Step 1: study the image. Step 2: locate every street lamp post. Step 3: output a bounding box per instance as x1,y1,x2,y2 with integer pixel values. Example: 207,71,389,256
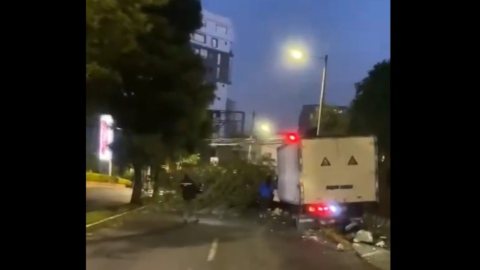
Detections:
316,55,328,136
289,50,329,136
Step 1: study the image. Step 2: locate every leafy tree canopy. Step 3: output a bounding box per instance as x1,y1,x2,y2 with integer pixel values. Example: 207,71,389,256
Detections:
305,105,350,137
349,60,390,153
87,0,213,147
87,0,214,203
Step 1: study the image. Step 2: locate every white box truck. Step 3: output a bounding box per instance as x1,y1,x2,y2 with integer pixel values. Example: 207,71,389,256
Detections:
276,134,378,226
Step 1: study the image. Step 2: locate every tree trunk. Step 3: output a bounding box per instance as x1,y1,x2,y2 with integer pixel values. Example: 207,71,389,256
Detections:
151,164,161,199
167,158,177,172
130,163,143,204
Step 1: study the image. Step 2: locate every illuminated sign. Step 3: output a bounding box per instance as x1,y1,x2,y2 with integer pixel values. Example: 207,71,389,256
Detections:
99,114,114,161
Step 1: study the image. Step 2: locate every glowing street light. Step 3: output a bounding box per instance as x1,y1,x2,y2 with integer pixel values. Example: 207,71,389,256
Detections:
290,49,303,60
248,118,275,161
255,121,274,137
260,123,271,133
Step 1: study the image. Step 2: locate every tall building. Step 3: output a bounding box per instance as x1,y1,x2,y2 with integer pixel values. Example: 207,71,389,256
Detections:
298,104,348,135
190,10,234,112
224,98,238,137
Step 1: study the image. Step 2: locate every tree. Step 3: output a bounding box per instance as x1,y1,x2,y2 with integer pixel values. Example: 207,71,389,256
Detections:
306,105,350,136
87,0,215,204
110,134,169,200
86,0,162,115
86,0,161,78
346,60,390,216
348,60,390,154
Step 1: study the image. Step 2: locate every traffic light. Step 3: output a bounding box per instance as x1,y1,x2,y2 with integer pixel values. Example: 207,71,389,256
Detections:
284,132,299,144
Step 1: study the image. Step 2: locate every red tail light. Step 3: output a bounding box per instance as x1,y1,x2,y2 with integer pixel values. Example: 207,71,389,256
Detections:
307,204,332,214
284,132,299,144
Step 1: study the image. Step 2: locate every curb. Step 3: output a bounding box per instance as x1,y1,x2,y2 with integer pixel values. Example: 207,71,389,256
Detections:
352,243,390,270
353,250,382,270
86,206,146,228
86,181,127,188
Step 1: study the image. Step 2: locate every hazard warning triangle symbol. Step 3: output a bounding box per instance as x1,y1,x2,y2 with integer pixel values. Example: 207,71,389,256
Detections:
321,157,331,166
347,156,358,165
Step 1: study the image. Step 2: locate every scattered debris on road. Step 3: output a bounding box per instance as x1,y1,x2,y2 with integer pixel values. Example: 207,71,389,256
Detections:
345,221,361,232
375,240,386,248
272,208,282,216
354,230,374,244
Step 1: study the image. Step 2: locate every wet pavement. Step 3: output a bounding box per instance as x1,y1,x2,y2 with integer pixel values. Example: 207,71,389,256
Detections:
86,211,379,270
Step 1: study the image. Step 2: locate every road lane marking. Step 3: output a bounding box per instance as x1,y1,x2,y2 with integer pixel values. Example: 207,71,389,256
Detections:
86,206,146,228
207,238,219,261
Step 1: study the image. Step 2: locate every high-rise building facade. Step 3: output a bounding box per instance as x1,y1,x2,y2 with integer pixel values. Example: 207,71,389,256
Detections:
224,98,238,137
190,9,234,112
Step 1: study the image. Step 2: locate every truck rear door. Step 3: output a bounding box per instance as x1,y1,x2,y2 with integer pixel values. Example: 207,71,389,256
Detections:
300,136,378,204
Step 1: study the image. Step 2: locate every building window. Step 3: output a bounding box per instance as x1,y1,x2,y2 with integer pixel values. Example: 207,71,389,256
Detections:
216,25,227,34
216,67,220,79
193,33,206,43
212,38,218,48
217,54,221,65
194,48,199,54
200,49,208,58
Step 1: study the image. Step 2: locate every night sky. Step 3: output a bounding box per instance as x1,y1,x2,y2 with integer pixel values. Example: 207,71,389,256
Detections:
201,0,390,131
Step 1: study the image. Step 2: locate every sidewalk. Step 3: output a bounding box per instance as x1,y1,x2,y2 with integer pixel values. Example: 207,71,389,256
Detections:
352,243,390,270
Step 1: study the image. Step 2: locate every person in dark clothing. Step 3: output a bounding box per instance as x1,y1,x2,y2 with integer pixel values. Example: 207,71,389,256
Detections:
270,175,279,210
258,175,274,218
180,173,201,223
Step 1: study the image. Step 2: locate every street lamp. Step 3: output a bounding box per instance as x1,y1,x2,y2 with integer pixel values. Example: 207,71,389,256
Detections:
289,48,328,136
255,120,275,138
248,118,275,162
260,123,271,134
290,49,303,60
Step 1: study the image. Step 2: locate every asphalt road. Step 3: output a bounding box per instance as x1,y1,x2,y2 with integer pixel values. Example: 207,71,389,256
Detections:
86,187,132,212
86,212,378,270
